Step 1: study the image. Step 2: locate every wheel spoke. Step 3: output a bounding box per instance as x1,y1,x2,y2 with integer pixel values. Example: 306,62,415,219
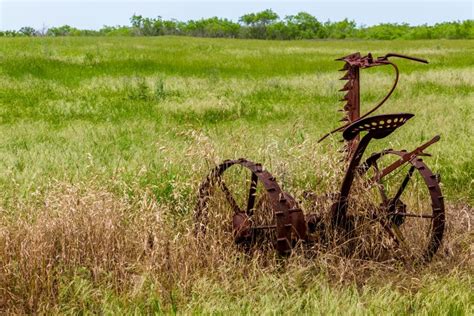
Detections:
253,224,277,230
392,166,415,203
364,150,446,262
246,172,258,216
389,212,434,219
373,161,389,203
218,179,242,214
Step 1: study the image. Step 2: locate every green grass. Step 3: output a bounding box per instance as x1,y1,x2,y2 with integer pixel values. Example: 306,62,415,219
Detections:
0,37,472,314
0,37,472,201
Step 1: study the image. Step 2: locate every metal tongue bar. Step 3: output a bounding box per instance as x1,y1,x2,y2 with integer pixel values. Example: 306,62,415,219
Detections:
372,135,441,182
380,53,429,64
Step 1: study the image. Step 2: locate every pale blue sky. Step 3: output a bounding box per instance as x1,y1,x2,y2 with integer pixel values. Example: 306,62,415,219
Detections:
0,0,472,31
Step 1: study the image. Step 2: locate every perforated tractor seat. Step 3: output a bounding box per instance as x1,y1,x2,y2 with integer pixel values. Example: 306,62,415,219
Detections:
343,113,414,141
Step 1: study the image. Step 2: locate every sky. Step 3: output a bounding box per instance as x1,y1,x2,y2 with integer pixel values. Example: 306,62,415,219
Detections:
0,0,472,31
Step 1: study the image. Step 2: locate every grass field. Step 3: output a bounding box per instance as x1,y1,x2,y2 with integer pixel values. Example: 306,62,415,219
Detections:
0,37,472,314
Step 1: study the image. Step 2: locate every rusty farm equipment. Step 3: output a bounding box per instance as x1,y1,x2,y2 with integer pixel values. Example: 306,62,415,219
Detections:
194,52,445,263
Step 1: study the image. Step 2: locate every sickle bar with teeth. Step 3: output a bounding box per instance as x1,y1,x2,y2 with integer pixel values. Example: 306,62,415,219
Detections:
194,52,445,263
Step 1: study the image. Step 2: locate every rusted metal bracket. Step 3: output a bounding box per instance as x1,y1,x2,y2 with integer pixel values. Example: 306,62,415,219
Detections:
194,52,446,263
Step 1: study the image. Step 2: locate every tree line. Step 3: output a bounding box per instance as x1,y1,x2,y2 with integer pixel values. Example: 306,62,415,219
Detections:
2,9,473,40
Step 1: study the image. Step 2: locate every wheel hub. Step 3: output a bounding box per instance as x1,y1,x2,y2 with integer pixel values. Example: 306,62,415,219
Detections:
232,212,252,243
388,199,407,226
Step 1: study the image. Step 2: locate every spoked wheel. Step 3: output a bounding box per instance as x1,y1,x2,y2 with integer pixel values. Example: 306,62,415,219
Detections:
194,158,307,255
361,150,445,262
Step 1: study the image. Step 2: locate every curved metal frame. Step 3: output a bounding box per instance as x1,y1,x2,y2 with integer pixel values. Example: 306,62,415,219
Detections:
318,61,400,144
194,158,306,255
360,150,445,261
194,52,445,262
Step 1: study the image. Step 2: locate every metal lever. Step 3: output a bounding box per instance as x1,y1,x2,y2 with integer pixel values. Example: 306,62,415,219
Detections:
372,135,441,182
380,53,429,64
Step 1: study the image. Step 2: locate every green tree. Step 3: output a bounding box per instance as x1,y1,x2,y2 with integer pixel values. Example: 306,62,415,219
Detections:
130,14,143,28
19,26,37,36
283,12,322,39
47,25,76,36
99,25,132,36
7,10,472,40
323,19,357,39
361,23,410,40
240,9,279,39
185,17,240,38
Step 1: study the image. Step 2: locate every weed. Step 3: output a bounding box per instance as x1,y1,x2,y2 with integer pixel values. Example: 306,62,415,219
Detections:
0,37,472,313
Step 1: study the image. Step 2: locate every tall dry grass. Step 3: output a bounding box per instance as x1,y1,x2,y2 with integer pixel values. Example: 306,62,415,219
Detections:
0,129,472,313
0,163,471,313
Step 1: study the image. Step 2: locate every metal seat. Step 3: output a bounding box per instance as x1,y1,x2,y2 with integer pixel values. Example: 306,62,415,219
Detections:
343,113,414,141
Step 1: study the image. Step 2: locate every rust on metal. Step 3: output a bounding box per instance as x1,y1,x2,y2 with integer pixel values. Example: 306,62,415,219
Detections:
359,150,446,261
369,135,440,182
194,52,445,263
194,158,307,255
318,52,428,148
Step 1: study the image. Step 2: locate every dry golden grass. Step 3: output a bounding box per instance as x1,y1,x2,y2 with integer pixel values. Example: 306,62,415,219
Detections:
0,125,471,314
0,37,472,313
0,152,471,313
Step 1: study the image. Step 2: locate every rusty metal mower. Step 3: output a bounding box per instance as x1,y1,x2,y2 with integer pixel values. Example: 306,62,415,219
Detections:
194,52,445,263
